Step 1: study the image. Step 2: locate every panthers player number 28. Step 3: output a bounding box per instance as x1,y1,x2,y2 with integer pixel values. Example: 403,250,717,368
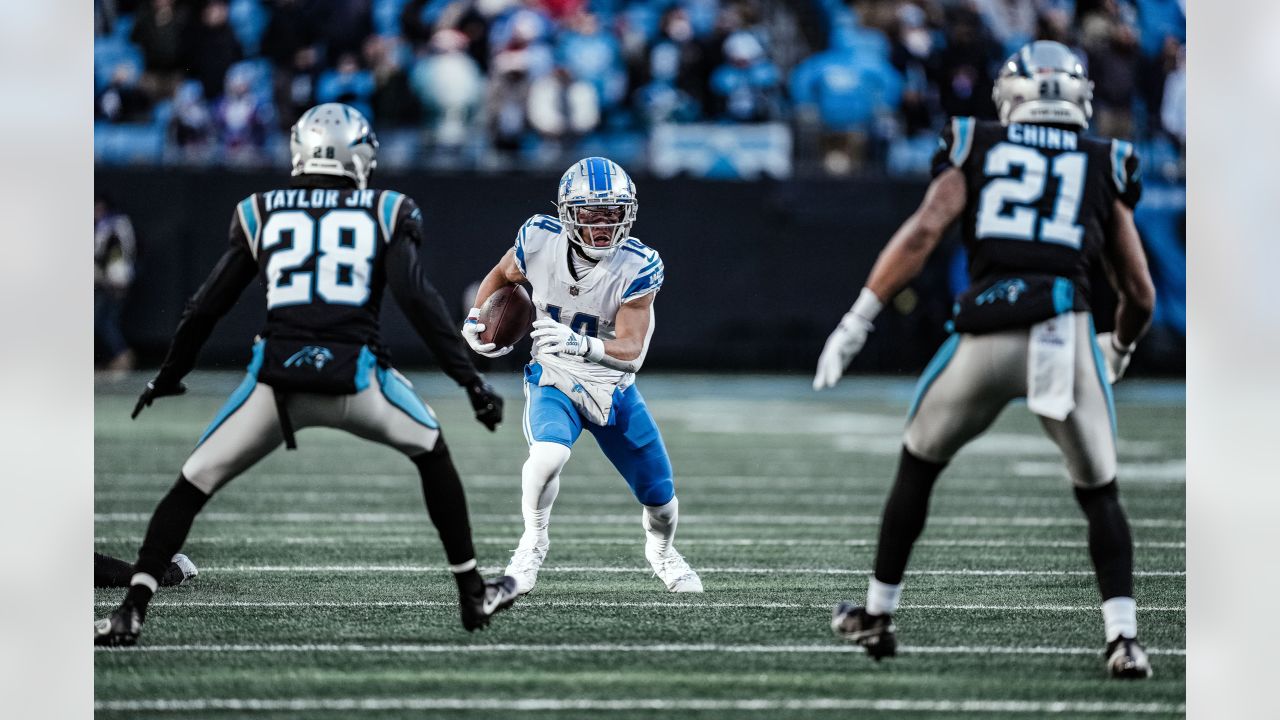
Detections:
260,209,377,308
976,143,1086,249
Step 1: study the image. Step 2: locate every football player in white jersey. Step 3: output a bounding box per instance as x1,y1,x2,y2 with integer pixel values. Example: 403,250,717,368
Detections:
462,157,702,595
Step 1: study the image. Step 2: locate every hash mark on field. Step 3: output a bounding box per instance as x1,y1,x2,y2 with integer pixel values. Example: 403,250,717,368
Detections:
93,512,1186,528
190,564,1186,577
92,599,1188,612
94,697,1187,714
95,642,1187,657
92,535,1187,550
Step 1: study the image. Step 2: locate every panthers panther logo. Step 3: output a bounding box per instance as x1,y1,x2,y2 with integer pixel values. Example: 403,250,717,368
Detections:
975,279,1029,306
284,345,335,371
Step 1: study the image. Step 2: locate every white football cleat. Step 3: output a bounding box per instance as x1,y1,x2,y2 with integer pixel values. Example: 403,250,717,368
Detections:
504,541,548,596
645,541,703,593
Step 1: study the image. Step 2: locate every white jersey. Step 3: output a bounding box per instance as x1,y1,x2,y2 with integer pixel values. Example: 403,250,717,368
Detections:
514,214,663,390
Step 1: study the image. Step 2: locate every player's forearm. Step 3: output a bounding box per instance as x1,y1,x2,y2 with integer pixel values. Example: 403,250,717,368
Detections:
864,219,938,304
1112,290,1155,350
156,248,256,384
472,256,522,309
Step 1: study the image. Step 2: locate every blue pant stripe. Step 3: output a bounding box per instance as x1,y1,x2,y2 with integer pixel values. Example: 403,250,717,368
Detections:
1087,317,1117,437
377,367,439,429
908,334,961,421
197,342,265,446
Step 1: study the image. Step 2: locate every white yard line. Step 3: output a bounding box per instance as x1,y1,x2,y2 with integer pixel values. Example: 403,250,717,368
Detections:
93,512,1186,529
92,599,1187,612
93,697,1186,714
92,536,1187,549
94,642,1186,657
181,564,1185,577
93,471,1186,488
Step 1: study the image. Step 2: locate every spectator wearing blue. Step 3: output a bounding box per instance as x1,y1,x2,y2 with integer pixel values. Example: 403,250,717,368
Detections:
167,80,216,162
213,65,274,163
789,22,901,173
709,31,781,122
488,5,555,78
972,0,1037,57
316,53,376,121
555,11,626,109
411,29,485,149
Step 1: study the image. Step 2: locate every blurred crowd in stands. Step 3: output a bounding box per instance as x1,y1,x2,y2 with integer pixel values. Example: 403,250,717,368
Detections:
94,0,1186,178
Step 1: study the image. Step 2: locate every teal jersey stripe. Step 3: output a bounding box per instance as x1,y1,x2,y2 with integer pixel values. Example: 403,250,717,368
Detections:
1052,277,1075,315
237,196,259,245
950,117,974,167
908,334,961,421
379,191,404,239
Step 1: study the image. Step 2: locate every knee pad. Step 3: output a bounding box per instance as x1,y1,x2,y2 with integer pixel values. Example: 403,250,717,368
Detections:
524,441,571,483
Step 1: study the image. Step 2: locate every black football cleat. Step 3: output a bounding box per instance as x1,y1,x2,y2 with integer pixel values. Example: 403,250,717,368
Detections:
831,602,897,660
1106,636,1153,679
460,575,519,631
94,600,145,647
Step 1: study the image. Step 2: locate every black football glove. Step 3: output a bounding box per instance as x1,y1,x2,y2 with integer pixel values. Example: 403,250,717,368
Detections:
465,377,503,432
131,379,187,419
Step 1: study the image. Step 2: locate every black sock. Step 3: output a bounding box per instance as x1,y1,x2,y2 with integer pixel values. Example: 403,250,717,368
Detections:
1074,481,1134,600
131,476,210,603
454,569,484,597
93,552,136,588
411,438,478,569
873,447,947,585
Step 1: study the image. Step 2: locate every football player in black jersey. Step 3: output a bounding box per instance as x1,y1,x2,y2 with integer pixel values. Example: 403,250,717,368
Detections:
814,42,1156,678
95,103,519,646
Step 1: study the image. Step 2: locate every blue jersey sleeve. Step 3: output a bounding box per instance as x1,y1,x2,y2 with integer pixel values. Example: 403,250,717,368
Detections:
621,243,664,303
514,214,564,276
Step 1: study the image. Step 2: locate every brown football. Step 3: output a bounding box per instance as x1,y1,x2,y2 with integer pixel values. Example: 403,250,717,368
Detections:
477,284,535,349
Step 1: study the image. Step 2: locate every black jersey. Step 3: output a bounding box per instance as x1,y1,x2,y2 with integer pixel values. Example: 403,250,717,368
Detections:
153,175,480,389
933,117,1142,310
234,184,411,346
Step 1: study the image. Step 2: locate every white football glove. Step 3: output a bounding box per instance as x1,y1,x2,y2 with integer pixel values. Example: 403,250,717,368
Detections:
813,288,883,391
1095,332,1135,384
462,307,513,358
530,317,598,357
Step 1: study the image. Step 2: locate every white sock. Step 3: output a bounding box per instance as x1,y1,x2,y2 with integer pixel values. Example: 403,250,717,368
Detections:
130,572,158,593
1102,596,1138,642
643,497,679,555
519,442,570,549
865,577,902,616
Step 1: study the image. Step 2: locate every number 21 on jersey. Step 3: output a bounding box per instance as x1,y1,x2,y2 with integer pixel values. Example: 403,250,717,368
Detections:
260,209,376,308
976,143,1086,249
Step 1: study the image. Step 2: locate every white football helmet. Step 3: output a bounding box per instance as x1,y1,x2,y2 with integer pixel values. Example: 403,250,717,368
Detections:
556,157,638,260
289,103,379,188
992,41,1093,128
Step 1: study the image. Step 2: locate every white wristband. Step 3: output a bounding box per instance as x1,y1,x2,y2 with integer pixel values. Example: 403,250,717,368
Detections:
583,335,605,362
850,288,884,323
1111,335,1136,355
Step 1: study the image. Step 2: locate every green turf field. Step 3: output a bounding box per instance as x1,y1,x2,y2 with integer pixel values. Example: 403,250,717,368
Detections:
94,371,1185,718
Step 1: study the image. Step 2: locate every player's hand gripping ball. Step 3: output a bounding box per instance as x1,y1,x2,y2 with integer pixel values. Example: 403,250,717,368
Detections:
463,285,535,358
